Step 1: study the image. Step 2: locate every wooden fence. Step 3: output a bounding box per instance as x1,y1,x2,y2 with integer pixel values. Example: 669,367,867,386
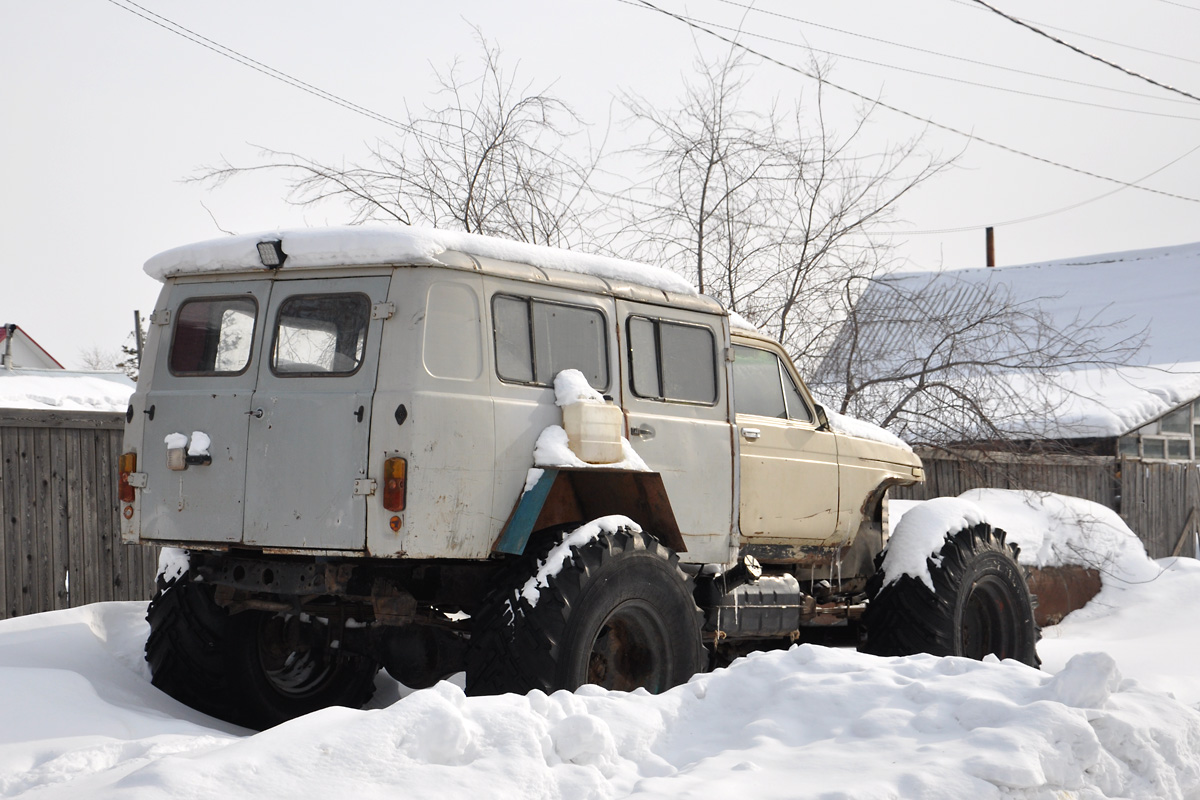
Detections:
893,449,1200,559
0,408,159,619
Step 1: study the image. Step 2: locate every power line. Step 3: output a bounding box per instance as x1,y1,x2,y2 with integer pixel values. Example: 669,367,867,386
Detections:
899,139,1200,234
1154,0,1200,12
101,0,680,217
681,11,1200,122
715,0,1197,107
945,0,1200,68
969,0,1200,103
622,0,1200,205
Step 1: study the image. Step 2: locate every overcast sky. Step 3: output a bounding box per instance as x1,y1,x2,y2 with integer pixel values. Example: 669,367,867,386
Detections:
3,1,1198,368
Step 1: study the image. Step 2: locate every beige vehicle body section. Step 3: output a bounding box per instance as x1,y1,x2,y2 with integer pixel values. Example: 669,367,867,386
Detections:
122,234,919,569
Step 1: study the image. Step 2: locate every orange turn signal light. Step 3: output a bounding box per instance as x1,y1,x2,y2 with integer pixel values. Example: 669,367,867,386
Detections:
382,457,407,512
118,452,137,503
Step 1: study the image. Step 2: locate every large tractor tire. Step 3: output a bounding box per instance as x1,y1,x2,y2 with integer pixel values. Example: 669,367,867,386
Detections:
466,526,705,696
145,575,378,729
861,523,1040,667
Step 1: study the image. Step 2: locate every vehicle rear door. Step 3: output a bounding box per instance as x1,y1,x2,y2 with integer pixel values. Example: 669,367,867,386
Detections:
140,280,271,544
243,275,391,551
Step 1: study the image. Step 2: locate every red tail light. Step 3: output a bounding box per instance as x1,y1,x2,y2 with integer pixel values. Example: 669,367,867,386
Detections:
383,457,407,512
118,452,137,503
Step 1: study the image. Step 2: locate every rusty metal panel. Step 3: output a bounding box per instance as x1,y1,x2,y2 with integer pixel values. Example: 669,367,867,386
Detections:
1026,565,1102,627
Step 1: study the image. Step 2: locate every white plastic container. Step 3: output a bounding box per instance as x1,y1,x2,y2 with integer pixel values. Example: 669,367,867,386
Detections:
562,401,624,464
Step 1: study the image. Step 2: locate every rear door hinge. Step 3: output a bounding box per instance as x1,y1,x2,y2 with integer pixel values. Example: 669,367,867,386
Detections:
371,302,395,320
150,309,171,326
353,479,377,496
127,472,148,488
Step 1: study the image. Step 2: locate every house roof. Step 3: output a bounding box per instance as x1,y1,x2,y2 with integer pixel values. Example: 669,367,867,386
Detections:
0,324,65,369
815,241,1200,440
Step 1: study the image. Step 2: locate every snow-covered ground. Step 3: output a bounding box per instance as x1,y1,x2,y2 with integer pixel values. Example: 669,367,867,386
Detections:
3,498,1200,798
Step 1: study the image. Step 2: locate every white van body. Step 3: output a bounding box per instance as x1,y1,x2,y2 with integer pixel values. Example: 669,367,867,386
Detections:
123,227,980,731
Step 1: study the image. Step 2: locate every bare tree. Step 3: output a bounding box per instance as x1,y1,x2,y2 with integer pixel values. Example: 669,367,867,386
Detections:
199,32,602,249
811,272,1147,446
617,52,949,374
77,346,120,372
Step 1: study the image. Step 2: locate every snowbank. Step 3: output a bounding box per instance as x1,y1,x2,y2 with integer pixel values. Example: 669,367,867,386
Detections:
884,490,1158,589
0,369,133,413
3,601,1200,798
144,226,697,296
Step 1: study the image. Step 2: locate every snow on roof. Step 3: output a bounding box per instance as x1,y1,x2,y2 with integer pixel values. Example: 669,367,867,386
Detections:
889,240,1200,369
0,368,134,413
144,226,699,297
821,241,1200,439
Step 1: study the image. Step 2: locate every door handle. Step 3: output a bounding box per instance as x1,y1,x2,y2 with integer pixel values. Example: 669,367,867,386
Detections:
630,424,656,440
247,408,264,419
741,427,761,441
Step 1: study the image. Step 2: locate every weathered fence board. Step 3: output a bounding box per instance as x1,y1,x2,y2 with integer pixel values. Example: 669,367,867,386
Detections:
0,410,158,619
893,449,1198,559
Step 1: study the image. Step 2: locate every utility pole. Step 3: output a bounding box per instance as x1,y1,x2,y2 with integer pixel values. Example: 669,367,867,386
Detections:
986,227,996,268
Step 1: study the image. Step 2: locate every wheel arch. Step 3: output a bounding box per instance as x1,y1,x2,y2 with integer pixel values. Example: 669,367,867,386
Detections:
493,467,686,556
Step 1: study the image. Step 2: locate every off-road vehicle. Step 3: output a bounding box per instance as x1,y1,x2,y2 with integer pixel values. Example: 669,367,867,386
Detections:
120,227,1038,729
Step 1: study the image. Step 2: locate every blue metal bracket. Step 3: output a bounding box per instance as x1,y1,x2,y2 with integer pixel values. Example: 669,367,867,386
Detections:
495,468,559,555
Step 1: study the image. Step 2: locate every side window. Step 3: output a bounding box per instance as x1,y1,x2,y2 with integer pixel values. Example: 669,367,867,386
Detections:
492,295,608,391
627,316,717,404
272,293,371,376
732,344,813,422
169,297,257,375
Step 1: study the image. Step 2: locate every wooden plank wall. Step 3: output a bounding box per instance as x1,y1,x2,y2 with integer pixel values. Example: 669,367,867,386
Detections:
1118,459,1200,559
893,449,1198,559
0,410,159,619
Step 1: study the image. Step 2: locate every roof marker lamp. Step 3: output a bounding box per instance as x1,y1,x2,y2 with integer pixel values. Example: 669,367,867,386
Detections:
257,239,287,269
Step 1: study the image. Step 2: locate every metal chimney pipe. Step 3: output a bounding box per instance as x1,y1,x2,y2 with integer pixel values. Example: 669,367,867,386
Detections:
986,227,996,267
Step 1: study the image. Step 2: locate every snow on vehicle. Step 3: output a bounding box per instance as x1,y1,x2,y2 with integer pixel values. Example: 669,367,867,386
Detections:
119,227,1038,729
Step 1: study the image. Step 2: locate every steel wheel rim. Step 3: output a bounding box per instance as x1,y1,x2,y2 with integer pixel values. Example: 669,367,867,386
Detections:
586,600,671,692
961,575,1019,660
257,615,338,698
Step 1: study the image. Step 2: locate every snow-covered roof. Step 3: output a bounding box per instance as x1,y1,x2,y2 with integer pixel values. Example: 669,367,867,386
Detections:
145,226,699,298
819,241,1200,439
889,240,1200,368
0,368,134,413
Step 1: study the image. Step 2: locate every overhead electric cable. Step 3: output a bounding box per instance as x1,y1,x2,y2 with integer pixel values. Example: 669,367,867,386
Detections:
1154,0,1200,12
622,0,1200,204
899,139,1200,234
946,0,1200,68
101,0,681,217
715,0,1197,106
682,11,1200,121
968,0,1200,102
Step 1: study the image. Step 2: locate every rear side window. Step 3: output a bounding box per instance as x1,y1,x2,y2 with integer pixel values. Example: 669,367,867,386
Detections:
169,297,257,375
628,316,717,404
493,295,608,391
272,293,371,376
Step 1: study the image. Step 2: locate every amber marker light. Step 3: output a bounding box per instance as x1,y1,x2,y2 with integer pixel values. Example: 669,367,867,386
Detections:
383,457,407,512
118,452,137,503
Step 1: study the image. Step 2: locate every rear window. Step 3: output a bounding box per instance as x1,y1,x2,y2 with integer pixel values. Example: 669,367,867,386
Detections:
272,293,371,376
169,297,257,375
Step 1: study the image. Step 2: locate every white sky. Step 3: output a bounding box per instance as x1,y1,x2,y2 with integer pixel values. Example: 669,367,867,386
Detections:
3,0,1198,368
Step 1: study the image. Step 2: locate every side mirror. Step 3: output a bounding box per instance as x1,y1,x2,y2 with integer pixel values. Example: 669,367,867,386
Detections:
814,403,832,432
